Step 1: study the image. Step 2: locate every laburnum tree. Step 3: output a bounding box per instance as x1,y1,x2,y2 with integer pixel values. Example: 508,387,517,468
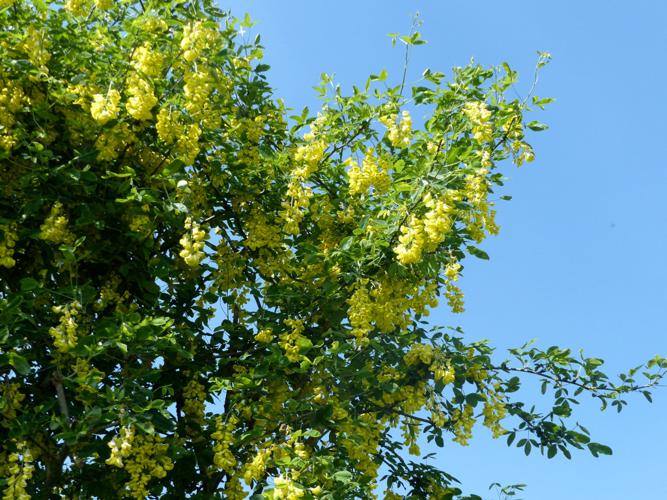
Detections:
0,1,665,498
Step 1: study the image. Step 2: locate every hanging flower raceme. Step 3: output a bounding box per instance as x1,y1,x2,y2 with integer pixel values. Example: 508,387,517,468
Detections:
90,88,121,125
462,101,493,143
179,217,207,267
380,110,412,148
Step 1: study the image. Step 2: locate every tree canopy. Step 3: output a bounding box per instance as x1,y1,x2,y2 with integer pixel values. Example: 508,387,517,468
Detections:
0,1,665,498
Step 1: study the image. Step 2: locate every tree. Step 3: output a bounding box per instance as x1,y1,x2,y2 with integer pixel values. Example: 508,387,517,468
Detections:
0,1,664,498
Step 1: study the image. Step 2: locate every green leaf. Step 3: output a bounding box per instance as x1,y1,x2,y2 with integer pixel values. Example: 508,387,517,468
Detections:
523,441,532,456
527,121,549,131
467,245,490,260
9,352,30,375
588,442,613,457
333,470,353,484
20,278,40,292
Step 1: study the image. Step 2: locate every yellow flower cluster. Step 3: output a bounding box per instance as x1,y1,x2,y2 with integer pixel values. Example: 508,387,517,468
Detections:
94,274,130,312
64,0,90,16
106,426,134,467
0,79,25,151
180,21,219,63
404,343,456,385
212,414,239,471
73,357,105,401
444,260,465,313
156,107,181,144
347,278,438,341
39,202,75,246
237,114,267,143
135,15,168,34
180,126,202,165
126,73,157,121
131,42,164,78
2,441,34,500
128,213,151,237
49,301,82,353
404,343,434,367
401,420,421,456
338,412,383,479
255,328,274,343
393,215,425,265
432,359,456,385
21,26,51,71
1,383,25,424
346,148,391,195
422,192,453,245
183,377,206,425
394,193,455,265
280,319,307,363
280,136,326,235
245,210,282,250
379,110,412,148
106,426,174,498
511,139,535,166
452,404,475,446
302,111,327,142
482,391,508,439
242,447,271,485
382,380,428,415
229,119,259,166
224,475,246,500
184,69,214,116
96,122,135,161
179,217,206,267
212,243,244,292
0,224,17,268
90,88,121,125
273,474,305,499
293,140,326,178
460,169,498,244
462,101,493,143
281,180,312,235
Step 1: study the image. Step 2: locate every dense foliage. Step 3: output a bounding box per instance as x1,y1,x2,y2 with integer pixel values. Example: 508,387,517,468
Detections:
1,1,665,498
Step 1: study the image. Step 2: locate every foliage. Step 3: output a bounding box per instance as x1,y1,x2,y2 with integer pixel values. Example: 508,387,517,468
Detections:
0,1,665,498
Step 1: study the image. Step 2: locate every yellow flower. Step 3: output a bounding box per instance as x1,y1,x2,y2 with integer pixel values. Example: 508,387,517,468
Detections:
49,301,82,353
255,328,274,343
180,21,219,63
64,0,90,16
131,43,164,77
380,110,412,148
346,148,391,195
179,217,207,267
462,101,493,143
393,215,426,265
90,89,121,125
106,426,174,497
39,202,75,245
22,26,51,70
183,377,206,424
0,224,17,268
2,441,34,500
126,73,157,121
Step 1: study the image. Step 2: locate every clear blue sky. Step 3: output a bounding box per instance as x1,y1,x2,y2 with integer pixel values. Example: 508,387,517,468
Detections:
224,1,667,498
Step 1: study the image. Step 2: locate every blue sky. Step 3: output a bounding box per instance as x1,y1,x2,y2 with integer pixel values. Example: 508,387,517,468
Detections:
224,1,667,498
